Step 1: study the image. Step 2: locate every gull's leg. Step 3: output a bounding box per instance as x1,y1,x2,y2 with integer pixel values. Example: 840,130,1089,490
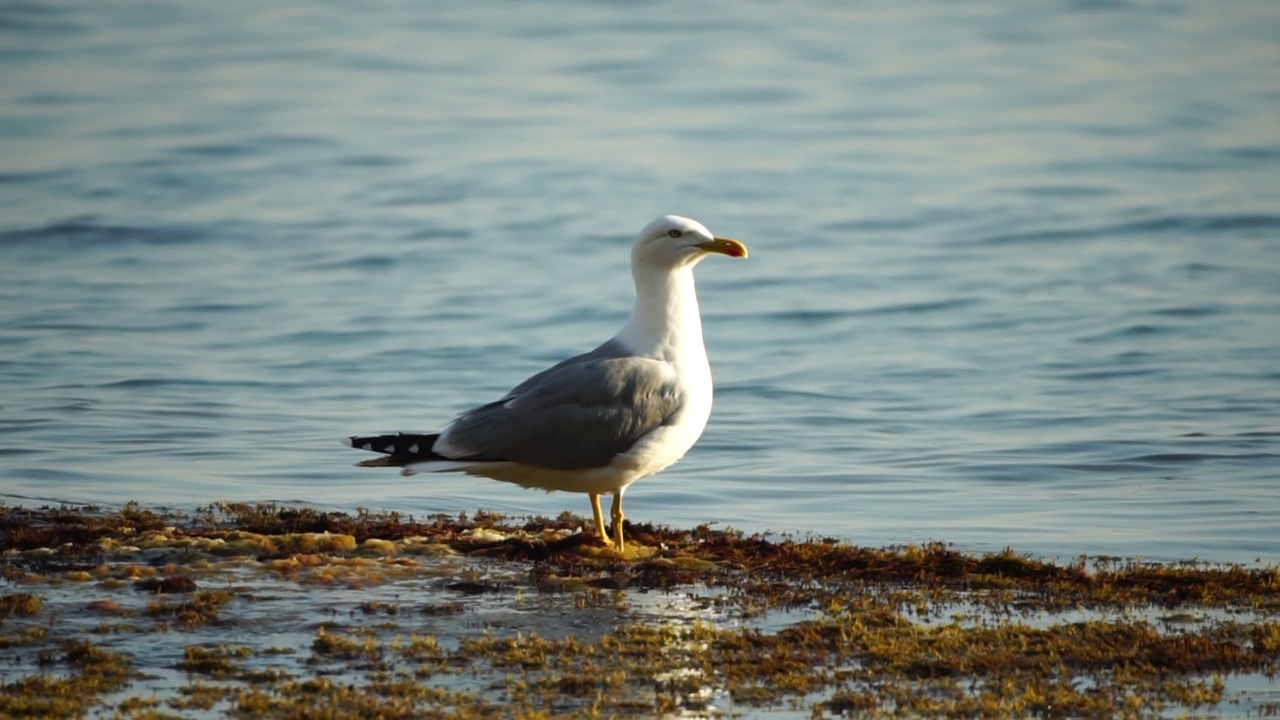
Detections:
610,491,625,552
589,493,610,545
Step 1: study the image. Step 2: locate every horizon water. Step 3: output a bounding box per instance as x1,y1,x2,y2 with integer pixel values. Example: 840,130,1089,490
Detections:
2,0,1279,566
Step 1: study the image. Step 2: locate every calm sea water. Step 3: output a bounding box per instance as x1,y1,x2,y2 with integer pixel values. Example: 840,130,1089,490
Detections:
2,0,1278,564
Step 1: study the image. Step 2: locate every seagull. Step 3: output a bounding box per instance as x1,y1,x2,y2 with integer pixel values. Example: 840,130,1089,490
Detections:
343,215,747,551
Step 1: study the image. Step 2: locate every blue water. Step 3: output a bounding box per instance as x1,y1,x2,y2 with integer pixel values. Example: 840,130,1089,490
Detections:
2,0,1278,564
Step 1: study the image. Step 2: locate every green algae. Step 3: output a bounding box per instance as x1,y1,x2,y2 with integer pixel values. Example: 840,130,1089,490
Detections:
0,592,44,620
0,501,1277,718
0,639,134,718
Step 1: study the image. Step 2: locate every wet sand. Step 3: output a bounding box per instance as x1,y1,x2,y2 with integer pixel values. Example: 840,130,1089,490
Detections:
1,502,1277,718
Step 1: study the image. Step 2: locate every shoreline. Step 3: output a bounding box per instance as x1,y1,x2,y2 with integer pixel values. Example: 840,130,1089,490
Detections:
1,501,1277,718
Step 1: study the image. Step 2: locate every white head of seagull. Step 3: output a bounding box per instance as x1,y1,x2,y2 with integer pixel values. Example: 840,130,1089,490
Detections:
631,214,747,271
617,215,747,360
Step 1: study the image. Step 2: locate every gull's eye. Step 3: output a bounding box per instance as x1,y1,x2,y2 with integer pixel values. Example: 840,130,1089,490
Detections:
667,229,682,238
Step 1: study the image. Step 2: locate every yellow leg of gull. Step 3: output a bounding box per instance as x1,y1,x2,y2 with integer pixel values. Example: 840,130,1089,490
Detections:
589,493,609,545
610,492,625,552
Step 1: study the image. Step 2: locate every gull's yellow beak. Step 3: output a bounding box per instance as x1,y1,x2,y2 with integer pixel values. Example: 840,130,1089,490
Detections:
697,236,748,258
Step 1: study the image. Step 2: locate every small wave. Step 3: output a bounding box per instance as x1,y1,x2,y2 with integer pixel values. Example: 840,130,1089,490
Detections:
18,321,205,333
1123,453,1217,464
819,208,972,234
1118,453,1279,464
0,220,203,248
1047,461,1154,473
173,143,257,157
855,298,983,317
160,302,269,314
334,154,408,168
1050,367,1160,381
1182,262,1227,275
404,227,474,241
966,213,1280,246
1220,146,1280,162
381,191,470,208
274,328,390,345
4,468,88,481
1017,185,1116,198
1075,324,1174,344
101,377,276,389
756,309,851,324
750,299,981,323
1150,306,1223,318
0,169,67,184
306,254,398,271
1175,432,1280,439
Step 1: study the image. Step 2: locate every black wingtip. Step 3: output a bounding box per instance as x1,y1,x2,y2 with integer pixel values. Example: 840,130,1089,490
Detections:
344,432,448,466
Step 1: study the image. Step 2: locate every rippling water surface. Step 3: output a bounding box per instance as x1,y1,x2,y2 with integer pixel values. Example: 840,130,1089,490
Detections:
3,0,1278,563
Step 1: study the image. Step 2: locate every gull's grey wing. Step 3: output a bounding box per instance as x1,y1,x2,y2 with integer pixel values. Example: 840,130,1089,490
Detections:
439,342,685,470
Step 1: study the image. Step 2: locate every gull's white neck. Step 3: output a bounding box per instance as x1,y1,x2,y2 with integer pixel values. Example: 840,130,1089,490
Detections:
614,263,707,364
